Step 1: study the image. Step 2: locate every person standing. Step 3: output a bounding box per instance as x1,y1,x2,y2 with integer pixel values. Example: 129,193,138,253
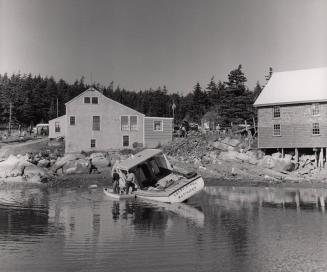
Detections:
112,169,120,194
125,170,137,194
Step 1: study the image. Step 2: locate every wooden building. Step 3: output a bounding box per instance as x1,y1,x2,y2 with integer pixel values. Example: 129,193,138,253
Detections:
254,67,327,158
49,88,173,153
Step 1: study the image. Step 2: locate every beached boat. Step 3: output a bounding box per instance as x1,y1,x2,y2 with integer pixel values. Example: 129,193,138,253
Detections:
111,149,204,203
103,187,135,200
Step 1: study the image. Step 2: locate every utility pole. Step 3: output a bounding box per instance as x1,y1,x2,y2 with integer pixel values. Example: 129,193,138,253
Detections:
8,102,12,136
172,101,176,120
56,97,59,117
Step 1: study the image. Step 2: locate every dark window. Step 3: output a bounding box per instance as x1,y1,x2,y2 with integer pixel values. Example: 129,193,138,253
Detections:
93,116,100,131
154,120,163,131
70,116,75,126
123,135,129,147
92,97,99,104
121,116,129,131
273,106,280,118
55,122,60,133
91,139,96,148
130,116,138,130
84,97,90,104
312,123,320,135
273,124,281,136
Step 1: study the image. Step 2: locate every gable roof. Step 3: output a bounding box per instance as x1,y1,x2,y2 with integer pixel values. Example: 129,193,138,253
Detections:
65,88,144,116
254,67,327,107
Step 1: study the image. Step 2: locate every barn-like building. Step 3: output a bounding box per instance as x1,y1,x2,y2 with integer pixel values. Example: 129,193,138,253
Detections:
49,88,173,153
254,67,327,161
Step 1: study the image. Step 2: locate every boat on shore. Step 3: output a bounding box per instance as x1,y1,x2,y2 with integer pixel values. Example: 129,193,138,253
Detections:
103,187,135,200
106,149,204,203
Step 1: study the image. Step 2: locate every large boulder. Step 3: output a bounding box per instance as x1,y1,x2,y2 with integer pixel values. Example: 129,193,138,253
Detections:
0,155,25,178
63,158,90,174
218,151,249,162
52,154,86,173
89,152,111,169
258,155,295,172
0,154,48,183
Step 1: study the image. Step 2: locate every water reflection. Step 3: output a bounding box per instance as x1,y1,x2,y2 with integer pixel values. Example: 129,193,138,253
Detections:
204,186,327,211
1,185,327,272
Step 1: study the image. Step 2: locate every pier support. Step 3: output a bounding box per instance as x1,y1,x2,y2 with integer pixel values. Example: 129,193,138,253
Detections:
294,148,299,163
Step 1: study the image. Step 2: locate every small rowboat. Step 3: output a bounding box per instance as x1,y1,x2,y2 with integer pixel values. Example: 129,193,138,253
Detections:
103,188,135,200
110,149,204,203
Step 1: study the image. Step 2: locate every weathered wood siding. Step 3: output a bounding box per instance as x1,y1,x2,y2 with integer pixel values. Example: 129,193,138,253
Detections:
144,117,173,148
257,102,327,148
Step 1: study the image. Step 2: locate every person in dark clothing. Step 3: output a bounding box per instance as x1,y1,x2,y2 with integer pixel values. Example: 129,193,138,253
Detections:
89,158,100,174
112,169,120,194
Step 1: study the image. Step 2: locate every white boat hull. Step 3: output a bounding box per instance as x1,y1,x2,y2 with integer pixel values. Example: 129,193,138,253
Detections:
103,188,135,200
135,175,204,203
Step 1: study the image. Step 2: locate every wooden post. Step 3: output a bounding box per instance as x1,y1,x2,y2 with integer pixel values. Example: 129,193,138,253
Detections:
295,192,300,212
295,148,299,163
318,148,324,168
320,196,325,212
281,148,284,158
314,148,318,168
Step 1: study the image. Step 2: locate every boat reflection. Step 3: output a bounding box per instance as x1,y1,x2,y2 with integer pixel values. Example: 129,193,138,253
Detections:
204,186,327,211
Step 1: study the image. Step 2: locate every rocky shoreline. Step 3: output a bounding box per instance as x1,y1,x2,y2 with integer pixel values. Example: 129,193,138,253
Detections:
0,135,326,188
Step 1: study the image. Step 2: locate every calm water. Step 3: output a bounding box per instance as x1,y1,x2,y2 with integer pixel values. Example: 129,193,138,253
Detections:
1,185,327,272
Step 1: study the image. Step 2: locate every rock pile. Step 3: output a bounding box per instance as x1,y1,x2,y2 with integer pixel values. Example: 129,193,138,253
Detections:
0,154,48,183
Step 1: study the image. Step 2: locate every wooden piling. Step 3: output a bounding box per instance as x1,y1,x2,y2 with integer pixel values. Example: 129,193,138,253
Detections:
295,148,299,163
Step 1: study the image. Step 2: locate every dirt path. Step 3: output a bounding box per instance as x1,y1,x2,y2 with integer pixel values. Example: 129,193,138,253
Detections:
0,138,49,158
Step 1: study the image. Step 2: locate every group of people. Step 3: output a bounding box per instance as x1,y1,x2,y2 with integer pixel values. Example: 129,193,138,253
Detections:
112,169,138,195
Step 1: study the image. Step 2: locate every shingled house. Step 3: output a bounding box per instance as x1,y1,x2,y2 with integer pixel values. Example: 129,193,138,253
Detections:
254,67,327,160
49,88,173,153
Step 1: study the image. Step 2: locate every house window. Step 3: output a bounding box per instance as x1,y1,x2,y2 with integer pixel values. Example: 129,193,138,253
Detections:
90,139,96,148
154,120,163,131
123,135,129,147
84,97,90,104
130,116,138,131
70,116,75,126
55,122,60,133
273,124,281,136
92,116,100,131
312,103,320,116
312,123,320,135
273,106,280,118
121,116,129,131
92,97,98,104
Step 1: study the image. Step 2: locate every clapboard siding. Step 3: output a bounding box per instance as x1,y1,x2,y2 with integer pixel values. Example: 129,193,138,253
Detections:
257,103,327,148
144,117,173,148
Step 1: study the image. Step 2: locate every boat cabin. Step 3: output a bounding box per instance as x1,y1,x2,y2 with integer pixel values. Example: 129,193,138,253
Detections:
114,149,173,189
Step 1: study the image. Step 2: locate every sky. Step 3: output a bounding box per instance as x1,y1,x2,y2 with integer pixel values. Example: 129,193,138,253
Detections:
1,0,327,93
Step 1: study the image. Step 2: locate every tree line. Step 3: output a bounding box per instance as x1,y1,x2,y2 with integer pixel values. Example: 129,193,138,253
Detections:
0,65,270,129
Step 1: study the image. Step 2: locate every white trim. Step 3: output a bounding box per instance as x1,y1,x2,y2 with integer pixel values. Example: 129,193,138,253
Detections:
254,99,327,107
120,115,140,131
153,120,163,132
144,116,173,120
65,88,145,116
142,116,145,147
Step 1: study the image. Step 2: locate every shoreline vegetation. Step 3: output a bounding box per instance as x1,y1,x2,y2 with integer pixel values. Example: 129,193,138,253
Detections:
0,133,327,189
